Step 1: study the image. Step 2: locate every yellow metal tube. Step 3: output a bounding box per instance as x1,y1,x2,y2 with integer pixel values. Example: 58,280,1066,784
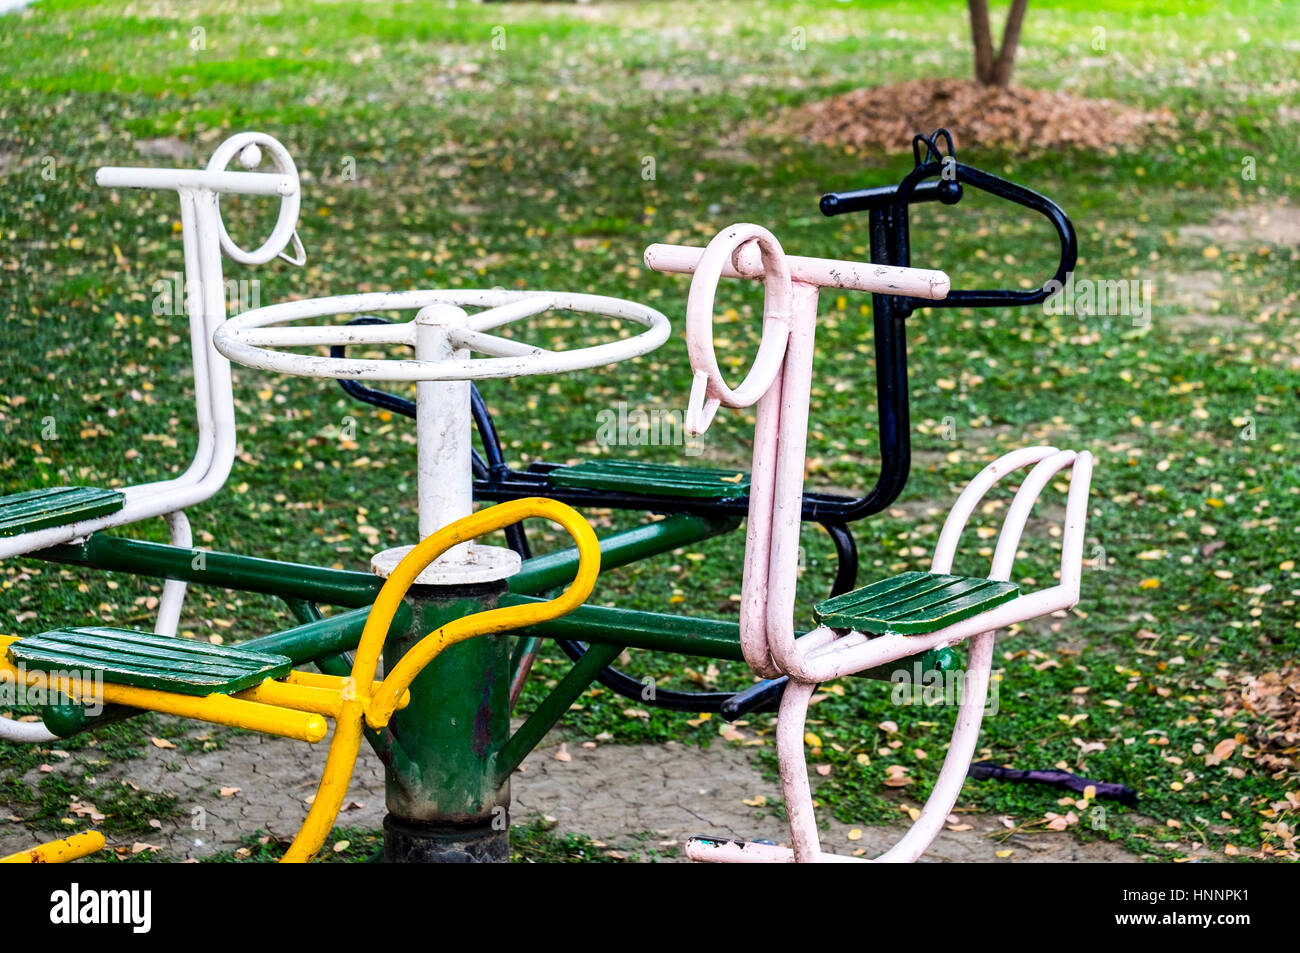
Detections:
235,679,347,718
1,830,106,864
94,683,328,743
5,663,330,744
286,670,352,689
283,670,411,710
280,498,601,863
0,645,328,743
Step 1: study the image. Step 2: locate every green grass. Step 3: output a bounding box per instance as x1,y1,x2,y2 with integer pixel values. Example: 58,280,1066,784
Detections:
0,0,1296,862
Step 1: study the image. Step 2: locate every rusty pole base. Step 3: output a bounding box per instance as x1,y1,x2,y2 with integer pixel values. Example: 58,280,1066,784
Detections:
382,814,509,863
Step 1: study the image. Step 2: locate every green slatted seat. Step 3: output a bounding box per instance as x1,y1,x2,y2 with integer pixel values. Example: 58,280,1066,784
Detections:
0,487,125,537
547,460,750,500
813,571,1020,636
8,627,292,696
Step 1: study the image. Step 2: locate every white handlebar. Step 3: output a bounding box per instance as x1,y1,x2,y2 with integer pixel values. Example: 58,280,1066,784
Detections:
96,132,304,268
93,167,295,196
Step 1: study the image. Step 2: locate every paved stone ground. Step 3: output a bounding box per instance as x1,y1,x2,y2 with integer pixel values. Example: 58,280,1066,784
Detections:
0,715,1140,863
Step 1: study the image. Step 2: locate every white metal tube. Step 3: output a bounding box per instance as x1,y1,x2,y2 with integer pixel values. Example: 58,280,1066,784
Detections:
0,717,58,744
95,167,294,196
154,510,192,637
227,323,416,348
0,190,233,560
214,289,670,382
445,327,548,359
466,294,555,332
414,306,473,560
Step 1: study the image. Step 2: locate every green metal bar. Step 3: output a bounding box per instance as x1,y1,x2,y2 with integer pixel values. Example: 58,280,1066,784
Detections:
30,511,735,610
508,513,737,595
501,595,747,659
37,534,384,608
495,640,624,783
282,597,324,626
498,595,956,682
244,603,410,662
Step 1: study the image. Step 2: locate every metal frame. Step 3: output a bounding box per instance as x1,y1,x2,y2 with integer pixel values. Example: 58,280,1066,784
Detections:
329,131,1077,716
0,133,305,743
663,222,1095,863
0,129,1086,865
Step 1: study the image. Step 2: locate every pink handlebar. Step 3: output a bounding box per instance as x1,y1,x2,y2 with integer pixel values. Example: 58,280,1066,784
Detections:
644,241,950,299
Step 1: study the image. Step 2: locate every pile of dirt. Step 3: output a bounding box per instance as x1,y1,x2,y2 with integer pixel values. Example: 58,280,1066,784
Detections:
770,78,1174,155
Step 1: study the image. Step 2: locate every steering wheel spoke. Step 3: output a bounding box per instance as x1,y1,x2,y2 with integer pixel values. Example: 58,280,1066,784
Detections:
446,327,551,359
467,294,557,332
227,321,417,350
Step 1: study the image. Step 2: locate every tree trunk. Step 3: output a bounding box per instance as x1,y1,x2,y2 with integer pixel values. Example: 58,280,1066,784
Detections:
968,0,1029,88
968,0,996,85
992,0,1030,87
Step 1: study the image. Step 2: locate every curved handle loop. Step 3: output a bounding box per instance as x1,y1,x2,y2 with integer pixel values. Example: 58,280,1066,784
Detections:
890,160,1077,308
820,159,1077,310
684,224,794,435
206,132,304,267
360,497,600,726
281,497,599,863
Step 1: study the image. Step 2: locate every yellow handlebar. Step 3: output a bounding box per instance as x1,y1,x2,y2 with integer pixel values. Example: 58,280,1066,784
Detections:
358,497,600,727
281,498,600,863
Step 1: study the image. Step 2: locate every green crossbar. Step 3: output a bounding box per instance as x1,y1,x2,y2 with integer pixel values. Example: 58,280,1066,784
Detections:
547,460,750,500
813,571,1020,636
8,627,292,695
0,487,125,537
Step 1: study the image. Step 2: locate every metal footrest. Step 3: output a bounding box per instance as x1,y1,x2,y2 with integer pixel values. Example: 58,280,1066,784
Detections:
0,487,125,537
8,627,292,696
546,460,750,499
813,571,1020,636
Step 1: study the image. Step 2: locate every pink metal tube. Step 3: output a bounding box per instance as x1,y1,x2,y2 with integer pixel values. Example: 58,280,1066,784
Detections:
682,224,795,435
659,223,1096,864
874,628,994,862
646,242,950,299
761,283,821,678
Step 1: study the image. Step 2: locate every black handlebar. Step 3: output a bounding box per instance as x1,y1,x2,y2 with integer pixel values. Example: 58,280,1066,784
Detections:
820,158,1077,311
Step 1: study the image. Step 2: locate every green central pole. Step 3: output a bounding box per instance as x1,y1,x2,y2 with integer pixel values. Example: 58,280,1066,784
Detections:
382,579,512,863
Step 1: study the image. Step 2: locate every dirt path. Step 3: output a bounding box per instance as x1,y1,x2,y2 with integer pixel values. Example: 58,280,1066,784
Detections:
0,717,1140,863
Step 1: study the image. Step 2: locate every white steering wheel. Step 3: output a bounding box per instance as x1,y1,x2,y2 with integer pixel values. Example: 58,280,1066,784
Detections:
213,288,670,381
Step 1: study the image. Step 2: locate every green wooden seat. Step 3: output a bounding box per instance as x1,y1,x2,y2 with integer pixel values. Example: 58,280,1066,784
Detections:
813,571,1020,636
0,487,125,538
8,627,292,696
547,460,750,500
